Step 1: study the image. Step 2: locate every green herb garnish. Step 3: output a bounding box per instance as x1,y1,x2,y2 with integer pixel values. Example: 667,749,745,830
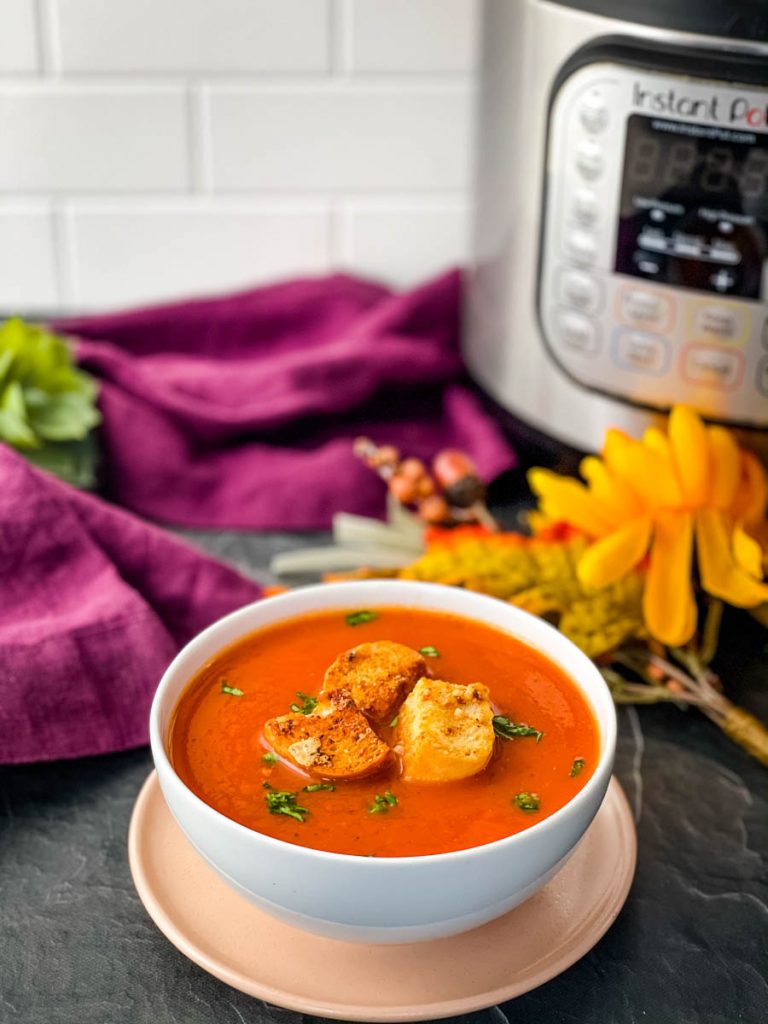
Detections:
345,610,379,627
303,783,336,793
262,781,274,790
493,715,543,742
265,790,309,822
290,691,318,715
513,792,541,812
220,679,245,697
369,791,398,814
569,757,586,777
418,646,440,658
262,752,278,764
389,714,399,728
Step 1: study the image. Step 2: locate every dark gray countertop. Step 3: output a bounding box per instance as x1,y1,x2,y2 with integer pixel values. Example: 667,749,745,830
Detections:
1,529,767,1024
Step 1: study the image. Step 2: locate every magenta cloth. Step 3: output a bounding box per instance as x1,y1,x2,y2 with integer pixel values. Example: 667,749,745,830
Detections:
56,271,516,530
0,445,261,764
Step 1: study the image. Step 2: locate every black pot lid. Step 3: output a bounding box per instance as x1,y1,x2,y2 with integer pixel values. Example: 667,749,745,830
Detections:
549,0,768,43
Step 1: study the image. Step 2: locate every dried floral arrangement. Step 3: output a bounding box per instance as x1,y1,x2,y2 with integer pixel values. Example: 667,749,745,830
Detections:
271,405,768,766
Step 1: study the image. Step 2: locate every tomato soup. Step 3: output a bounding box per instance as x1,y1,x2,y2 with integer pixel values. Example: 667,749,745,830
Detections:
169,607,599,857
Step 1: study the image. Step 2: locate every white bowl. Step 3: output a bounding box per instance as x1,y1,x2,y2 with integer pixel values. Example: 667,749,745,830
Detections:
150,580,617,944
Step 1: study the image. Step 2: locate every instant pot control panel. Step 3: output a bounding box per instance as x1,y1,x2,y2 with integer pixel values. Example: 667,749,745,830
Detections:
539,61,768,426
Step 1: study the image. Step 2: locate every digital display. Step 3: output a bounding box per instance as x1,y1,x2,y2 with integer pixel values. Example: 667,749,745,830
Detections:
615,114,768,298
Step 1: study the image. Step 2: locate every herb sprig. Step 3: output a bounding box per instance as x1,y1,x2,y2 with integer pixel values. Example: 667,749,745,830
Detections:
345,610,378,627
492,715,543,742
513,792,541,812
290,691,318,715
303,782,336,793
369,791,398,814
265,790,309,822
220,679,244,697
569,757,586,777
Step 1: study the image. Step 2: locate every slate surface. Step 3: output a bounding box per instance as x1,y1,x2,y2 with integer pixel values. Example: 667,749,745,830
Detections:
1,528,767,1024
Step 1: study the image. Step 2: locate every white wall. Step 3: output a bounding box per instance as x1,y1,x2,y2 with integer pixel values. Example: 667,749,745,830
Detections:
0,0,478,312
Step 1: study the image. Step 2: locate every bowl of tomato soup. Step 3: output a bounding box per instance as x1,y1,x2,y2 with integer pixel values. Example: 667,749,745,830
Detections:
150,580,616,943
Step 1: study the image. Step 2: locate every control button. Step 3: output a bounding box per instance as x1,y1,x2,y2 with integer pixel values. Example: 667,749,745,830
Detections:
572,188,599,227
575,140,604,180
710,268,736,293
613,330,670,376
557,268,603,314
554,310,601,356
682,344,744,390
579,92,609,133
692,304,748,345
565,229,598,264
618,287,674,331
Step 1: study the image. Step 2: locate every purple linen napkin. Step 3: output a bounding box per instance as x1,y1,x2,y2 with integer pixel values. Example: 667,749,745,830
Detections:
0,445,261,764
56,271,516,530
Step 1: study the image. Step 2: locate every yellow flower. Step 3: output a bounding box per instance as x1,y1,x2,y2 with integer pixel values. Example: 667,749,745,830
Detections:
528,406,768,647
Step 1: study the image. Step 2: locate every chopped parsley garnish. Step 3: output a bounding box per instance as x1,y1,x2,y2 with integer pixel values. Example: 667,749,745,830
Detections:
303,782,335,793
265,790,309,822
290,691,318,715
262,752,278,764
389,714,399,728
262,781,274,790
418,646,440,658
220,679,244,697
513,792,541,813
345,610,378,627
369,791,398,814
493,715,543,743
569,757,586,777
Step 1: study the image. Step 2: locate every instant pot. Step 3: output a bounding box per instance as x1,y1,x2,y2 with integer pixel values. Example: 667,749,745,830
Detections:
466,0,768,454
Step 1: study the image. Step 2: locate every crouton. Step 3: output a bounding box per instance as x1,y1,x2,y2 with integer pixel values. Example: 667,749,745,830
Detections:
263,688,390,780
397,678,494,782
322,641,427,722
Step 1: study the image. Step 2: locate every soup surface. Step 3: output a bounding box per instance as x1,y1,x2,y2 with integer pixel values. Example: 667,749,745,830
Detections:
169,606,599,857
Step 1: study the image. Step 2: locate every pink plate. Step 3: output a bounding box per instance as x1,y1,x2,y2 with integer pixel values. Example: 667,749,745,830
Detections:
128,772,636,1021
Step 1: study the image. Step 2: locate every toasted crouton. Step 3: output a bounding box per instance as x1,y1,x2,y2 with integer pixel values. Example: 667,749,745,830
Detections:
397,678,494,782
322,641,427,722
263,688,390,780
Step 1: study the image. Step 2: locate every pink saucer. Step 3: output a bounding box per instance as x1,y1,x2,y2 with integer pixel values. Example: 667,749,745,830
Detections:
128,773,636,1021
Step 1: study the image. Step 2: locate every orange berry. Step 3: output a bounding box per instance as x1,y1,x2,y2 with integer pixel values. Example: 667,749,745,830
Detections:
419,495,451,523
389,474,418,504
417,476,436,498
399,458,427,482
432,450,477,488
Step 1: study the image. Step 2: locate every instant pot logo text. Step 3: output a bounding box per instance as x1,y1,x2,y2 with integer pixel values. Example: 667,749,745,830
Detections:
633,83,768,127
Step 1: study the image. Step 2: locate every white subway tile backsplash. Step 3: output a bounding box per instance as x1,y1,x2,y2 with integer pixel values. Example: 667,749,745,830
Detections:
0,86,187,192
66,202,331,309
340,200,469,286
347,0,478,73
0,0,39,73
205,85,473,191
0,206,58,310
0,2,480,309
54,0,330,74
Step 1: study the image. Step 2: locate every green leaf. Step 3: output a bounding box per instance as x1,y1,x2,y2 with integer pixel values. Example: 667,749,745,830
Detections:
0,318,101,484
220,680,244,697
262,752,278,764
493,715,543,743
0,381,38,448
265,790,309,822
513,792,541,812
290,692,318,715
345,610,378,627
25,390,101,441
369,791,398,814
303,783,335,793
569,757,586,777
418,646,440,658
